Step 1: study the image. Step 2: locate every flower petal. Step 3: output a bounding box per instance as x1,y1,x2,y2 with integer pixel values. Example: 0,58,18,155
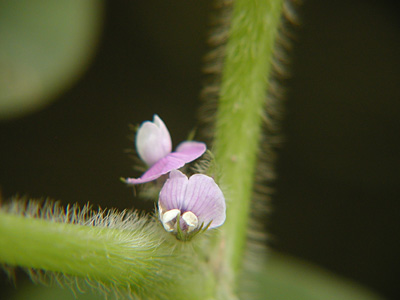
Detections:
125,155,186,185
158,170,188,211
136,115,172,166
173,141,206,163
161,209,181,232
182,174,226,229
181,211,198,232
153,115,172,156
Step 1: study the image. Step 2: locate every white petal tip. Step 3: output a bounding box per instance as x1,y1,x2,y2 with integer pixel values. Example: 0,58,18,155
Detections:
161,209,181,232
181,211,199,233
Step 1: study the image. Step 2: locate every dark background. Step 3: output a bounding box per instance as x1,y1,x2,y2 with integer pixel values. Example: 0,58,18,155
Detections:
1,0,399,299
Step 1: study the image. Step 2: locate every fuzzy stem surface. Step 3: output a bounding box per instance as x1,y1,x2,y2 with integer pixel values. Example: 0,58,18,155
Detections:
0,211,200,298
213,0,283,289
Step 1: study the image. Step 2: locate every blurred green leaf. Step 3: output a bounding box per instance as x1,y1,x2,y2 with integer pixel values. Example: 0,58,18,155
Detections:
241,251,385,300
0,0,103,120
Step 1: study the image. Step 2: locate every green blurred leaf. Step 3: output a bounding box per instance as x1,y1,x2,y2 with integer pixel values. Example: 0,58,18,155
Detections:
240,251,385,300
0,0,103,120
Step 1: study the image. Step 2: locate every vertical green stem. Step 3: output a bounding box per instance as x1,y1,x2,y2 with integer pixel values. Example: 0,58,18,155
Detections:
214,0,283,285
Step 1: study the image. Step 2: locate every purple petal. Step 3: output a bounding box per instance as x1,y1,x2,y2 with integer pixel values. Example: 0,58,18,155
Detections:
153,115,172,155
125,155,186,185
158,170,188,211
182,174,226,229
126,141,206,185
136,115,172,166
172,141,206,163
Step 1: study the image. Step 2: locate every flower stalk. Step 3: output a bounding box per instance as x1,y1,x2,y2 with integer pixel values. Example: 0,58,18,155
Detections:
212,0,284,290
0,206,214,299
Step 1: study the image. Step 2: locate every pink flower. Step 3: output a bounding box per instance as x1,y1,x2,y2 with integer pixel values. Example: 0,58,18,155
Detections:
158,170,226,236
125,115,206,184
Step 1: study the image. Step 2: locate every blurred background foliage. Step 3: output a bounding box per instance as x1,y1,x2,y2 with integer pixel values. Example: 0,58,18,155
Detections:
0,0,399,299
0,0,103,120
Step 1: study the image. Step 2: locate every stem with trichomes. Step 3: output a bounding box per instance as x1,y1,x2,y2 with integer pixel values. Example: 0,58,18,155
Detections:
212,0,283,294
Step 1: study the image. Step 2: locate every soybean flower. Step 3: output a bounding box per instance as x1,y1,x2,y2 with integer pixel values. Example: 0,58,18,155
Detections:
125,115,206,184
158,170,226,239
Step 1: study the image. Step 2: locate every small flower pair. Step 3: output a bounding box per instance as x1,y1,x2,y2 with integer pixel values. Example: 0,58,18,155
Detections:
125,115,226,239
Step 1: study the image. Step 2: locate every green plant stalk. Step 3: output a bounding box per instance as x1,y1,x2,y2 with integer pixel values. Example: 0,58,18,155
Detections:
1,213,131,279
0,211,201,298
214,0,283,281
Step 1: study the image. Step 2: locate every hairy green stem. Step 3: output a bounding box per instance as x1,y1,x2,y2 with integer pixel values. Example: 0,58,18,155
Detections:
0,210,205,299
214,0,283,288
1,213,145,279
